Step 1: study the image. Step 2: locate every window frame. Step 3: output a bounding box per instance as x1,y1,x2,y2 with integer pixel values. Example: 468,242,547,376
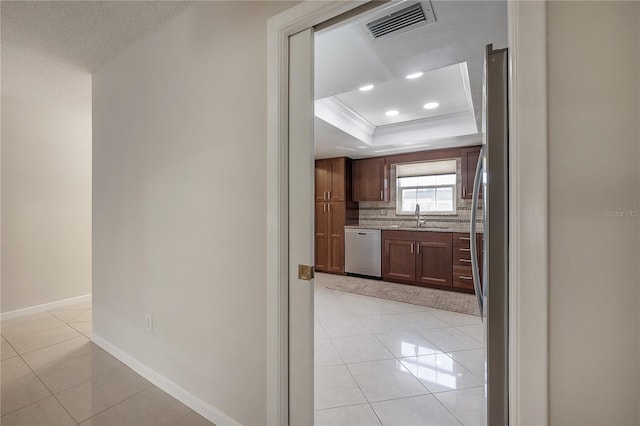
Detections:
395,173,457,216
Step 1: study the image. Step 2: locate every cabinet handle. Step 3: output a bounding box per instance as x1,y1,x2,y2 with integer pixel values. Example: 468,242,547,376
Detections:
460,276,473,280
380,190,383,200
328,191,331,199
324,191,327,200
460,259,472,263
459,237,471,241
459,248,471,252
410,243,414,254
328,203,331,212
323,203,326,212
417,244,420,254
463,187,466,198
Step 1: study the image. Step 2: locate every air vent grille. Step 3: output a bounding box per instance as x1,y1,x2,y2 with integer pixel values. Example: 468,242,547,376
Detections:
366,3,426,39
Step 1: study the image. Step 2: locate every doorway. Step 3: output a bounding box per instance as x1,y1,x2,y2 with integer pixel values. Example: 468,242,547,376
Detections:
266,1,549,425
311,2,504,424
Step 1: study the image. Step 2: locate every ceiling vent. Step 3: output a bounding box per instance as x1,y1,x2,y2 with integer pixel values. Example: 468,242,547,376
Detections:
365,2,436,40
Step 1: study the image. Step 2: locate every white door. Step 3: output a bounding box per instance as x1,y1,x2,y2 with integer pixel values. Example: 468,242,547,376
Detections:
288,28,315,426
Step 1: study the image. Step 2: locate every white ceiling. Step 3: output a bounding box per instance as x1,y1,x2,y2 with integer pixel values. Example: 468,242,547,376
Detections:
332,63,472,127
314,0,508,159
1,1,190,114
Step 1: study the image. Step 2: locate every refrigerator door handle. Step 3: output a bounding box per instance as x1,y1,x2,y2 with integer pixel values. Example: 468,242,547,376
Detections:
470,147,484,320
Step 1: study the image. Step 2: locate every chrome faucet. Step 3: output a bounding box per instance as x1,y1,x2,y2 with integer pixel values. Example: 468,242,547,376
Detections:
415,204,421,227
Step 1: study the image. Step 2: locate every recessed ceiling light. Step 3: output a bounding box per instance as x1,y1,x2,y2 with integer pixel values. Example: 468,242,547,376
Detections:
385,110,399,117
406,72,424,79
359,84,374,91
423,102,440,110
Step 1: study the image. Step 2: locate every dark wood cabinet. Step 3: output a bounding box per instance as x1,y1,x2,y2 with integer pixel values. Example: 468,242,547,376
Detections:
353,157,389,202
382,230,453,289
316,157,346,202
315,157,358,274
452,232,484,291
461,147,482,200
416,239,453,286
383,239,416,282
315,203,330,271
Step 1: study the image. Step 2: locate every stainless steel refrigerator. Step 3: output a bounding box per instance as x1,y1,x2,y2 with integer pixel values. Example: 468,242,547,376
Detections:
470,44,509,425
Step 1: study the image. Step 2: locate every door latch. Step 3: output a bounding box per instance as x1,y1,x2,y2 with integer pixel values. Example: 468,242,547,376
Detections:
298,264,315,281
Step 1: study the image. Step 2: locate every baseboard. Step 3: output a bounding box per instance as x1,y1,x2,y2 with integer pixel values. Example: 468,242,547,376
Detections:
91,333,242,426
1,294,92,321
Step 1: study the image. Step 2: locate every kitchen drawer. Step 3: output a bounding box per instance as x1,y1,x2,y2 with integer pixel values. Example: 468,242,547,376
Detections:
453,233,472,247
453,265,474,290
453,254,473,267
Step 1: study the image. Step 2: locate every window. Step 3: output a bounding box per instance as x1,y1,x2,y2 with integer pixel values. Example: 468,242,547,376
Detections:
396,160,457,215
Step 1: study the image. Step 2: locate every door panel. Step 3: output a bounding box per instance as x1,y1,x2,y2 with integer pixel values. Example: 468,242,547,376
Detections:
315,160,329,201
383,239,416,282
353,157,387,201
416,241,453,286
288,28,314,426
328,158,345,201
315,202,328,272
328,202,345,273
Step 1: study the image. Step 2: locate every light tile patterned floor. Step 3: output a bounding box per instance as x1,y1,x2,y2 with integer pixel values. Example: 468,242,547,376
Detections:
315,273,486,426
0,303,213,426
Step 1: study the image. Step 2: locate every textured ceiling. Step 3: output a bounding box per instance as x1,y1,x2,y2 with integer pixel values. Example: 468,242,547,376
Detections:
1,1,190,113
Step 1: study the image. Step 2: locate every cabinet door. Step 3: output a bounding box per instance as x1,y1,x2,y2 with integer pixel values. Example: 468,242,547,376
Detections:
328,158,345,201
353,157,388,202
416,240,453,286
461,147,482,200
315,160,330,201
315,202,329,272
327,202,345,273
383,239,416,282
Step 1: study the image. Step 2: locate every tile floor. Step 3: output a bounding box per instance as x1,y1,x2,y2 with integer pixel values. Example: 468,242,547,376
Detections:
0,302,213,426
315,273,486,426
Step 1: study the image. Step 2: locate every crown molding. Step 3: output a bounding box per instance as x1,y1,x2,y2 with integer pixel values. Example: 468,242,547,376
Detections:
314,97,375,145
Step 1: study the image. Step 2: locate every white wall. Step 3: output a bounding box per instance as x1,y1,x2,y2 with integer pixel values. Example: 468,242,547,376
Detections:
548,2,640,424
1,96,92,313
92,2,293,424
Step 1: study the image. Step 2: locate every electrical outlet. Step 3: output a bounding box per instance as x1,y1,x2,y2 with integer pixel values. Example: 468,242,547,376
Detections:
380,209,387,216
145,314,153,332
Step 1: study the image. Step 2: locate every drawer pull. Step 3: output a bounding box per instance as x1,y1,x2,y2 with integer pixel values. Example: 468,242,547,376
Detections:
459,259,472,263
459,276,473,280
459,248,471,252
459,237,471,241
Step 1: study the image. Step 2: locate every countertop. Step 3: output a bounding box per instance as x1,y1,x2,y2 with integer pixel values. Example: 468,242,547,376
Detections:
344,224,483,234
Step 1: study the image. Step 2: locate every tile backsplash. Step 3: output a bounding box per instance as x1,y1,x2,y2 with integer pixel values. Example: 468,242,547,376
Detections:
358,159,483,233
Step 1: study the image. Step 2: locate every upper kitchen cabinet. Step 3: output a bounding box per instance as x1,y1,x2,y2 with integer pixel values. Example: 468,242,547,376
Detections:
460,146,482,199
352,157,389,202
315,157,347,201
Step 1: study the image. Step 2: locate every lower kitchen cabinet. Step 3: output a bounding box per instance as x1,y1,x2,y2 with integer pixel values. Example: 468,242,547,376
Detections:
383,239,416,282
383,230,483,293
382,231,453,288
316,201,353,274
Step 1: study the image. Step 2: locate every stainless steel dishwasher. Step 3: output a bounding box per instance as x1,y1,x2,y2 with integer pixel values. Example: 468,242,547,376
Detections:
344,228,381,278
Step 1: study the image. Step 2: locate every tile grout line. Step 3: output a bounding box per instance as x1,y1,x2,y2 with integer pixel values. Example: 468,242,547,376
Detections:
18,324,156,424
0,304,90,422
342,360,383,425
77,382,155,425
432,385,486,426
2,337,78,424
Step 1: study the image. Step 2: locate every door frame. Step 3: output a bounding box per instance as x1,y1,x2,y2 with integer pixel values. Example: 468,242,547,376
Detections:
266,1,549,424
